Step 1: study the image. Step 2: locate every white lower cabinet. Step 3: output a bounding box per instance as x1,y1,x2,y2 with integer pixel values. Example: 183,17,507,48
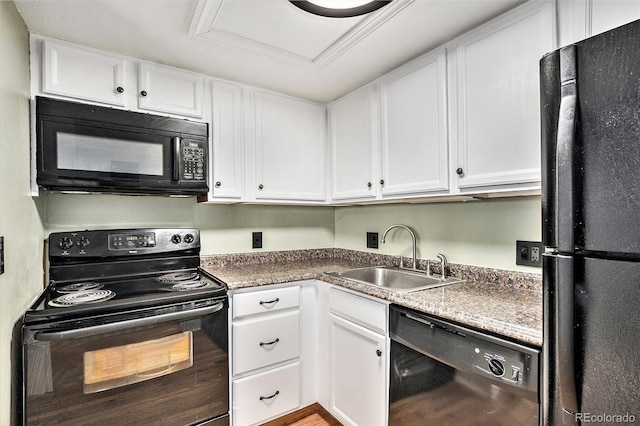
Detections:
230,281,390,426
329,314,387,426
232,362,300,426
230,284,302,426
320,284,389,426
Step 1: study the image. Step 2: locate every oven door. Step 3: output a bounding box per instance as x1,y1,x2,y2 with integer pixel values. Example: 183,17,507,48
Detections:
22,301,228,426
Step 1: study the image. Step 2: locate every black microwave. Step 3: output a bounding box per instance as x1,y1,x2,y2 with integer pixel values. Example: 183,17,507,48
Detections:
35,97,209,196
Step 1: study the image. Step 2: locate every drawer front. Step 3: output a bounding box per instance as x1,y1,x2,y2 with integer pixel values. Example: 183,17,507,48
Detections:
232,362,300,426
233,286,300,319
329,287,387,334
233,310,300,375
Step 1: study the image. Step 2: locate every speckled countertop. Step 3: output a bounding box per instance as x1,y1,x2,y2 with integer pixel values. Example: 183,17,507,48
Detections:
201,249,543,347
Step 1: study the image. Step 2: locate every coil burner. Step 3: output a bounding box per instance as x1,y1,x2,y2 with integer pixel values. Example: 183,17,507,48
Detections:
171,281,210,291
56,282,104,293
48,289,116,308
156,272,200,283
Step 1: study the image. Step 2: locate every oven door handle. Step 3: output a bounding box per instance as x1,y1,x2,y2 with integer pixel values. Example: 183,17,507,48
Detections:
34,302,225,342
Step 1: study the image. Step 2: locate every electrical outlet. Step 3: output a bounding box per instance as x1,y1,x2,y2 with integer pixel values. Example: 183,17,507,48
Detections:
252,232,262,249
366,232,379,249
516,240,543,267
0,236,4,275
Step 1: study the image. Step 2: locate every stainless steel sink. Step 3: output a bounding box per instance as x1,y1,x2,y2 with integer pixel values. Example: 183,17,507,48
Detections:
327,266,464,293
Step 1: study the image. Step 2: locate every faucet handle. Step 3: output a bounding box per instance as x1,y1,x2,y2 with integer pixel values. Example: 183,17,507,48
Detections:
436,253,448,279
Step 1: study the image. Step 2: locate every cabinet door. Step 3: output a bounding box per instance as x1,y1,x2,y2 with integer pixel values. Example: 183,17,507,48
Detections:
379,47,449,197
42,40,126,106
453,1,554,190
328,313,387,426
138,62,204,117
211,80,244,199
254,91,327,202
329,86,377,201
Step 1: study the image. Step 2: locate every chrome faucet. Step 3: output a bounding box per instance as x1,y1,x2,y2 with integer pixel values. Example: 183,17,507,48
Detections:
381,224,417,270
437,252,448,279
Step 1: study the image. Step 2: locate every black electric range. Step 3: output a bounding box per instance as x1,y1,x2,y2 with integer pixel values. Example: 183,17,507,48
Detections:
24,228,227,326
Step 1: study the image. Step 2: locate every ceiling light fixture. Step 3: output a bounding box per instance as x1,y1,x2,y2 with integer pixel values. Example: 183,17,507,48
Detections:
289,0,392,18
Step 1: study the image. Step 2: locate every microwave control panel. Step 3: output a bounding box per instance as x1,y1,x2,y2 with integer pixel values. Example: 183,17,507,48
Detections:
181,139,206,181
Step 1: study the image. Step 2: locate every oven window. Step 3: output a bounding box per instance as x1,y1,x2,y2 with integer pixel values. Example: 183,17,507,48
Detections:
56,132,164,176
84,331,193,394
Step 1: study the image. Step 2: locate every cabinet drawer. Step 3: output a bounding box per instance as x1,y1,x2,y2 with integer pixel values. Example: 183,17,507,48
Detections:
329,288,387,334
233,310,300,375
233,286,299,318
232,362,300,426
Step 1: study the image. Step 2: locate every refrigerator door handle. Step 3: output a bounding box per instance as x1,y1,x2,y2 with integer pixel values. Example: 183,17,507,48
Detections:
557,254,579,416
556,46,578,253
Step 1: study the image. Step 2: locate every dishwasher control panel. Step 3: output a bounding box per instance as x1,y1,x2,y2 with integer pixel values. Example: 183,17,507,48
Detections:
472,348,525,384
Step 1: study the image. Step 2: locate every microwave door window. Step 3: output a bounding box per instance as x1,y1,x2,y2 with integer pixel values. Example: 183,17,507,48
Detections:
56,132,164,176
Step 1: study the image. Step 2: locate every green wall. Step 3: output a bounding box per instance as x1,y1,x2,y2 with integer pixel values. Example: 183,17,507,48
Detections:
0,2,46,422
44,192,336,254
335,196,542,272
44,192,541,272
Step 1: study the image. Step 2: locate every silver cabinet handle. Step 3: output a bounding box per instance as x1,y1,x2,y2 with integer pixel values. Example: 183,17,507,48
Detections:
259,298,279,306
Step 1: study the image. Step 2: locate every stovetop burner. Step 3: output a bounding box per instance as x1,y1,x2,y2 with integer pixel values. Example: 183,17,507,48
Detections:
171,281,210,291
48,289,116,308
156,272,200,283
56,282,104,293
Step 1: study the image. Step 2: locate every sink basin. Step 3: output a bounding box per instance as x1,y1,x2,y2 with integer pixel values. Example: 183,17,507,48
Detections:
327,266,464,293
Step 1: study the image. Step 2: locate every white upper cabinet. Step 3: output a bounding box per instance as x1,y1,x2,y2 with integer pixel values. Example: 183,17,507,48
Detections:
42,40,126,107
329,85,378,201
137,62,204,118
210,80,245,200
558,0,640,46
379,47,449,197
450,0,555,192
253,91,327,202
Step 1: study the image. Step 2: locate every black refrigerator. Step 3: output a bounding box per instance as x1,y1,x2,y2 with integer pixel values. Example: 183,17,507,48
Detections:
541,19,640,425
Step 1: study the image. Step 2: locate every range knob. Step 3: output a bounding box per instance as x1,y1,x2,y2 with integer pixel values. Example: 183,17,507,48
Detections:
57,237,74,250
488,358,505,377
171,234,182,244
77,236,90,249
184,234,195,244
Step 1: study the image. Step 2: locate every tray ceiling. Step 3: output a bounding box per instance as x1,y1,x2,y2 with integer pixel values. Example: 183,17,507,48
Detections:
13,0,524,103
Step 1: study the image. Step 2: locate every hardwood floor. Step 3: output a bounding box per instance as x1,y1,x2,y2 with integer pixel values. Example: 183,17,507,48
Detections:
262,403,342,426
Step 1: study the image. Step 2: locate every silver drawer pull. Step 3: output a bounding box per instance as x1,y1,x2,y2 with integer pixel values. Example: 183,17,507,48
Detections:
259,390,280,401
259,338,280,347
259,298,280,306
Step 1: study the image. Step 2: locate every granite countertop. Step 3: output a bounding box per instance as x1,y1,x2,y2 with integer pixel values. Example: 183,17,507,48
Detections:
201,249,543,347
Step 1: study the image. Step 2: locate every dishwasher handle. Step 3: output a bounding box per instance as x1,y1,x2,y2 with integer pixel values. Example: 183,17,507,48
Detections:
404,312,466,337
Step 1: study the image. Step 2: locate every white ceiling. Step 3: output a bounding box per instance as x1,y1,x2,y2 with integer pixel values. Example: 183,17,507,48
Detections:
13,0,524,103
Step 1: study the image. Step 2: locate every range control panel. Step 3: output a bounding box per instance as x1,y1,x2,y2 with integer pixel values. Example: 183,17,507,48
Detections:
49,228,200,257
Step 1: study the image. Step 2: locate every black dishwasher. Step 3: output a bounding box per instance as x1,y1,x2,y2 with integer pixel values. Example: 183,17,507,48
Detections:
389,305,540,425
